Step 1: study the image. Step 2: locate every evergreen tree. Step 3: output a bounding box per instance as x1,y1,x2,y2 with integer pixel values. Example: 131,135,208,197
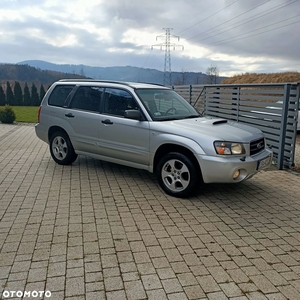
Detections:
6,81,14,105
31,83,40,106
0,86,5,106
23,82,31,106
13,81,23,106
39,84,46,102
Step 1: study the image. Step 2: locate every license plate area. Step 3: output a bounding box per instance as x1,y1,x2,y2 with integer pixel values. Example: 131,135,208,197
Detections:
257,155,271,170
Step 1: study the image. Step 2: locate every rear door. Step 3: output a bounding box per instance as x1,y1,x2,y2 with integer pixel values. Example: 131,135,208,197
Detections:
64,86,103,154
98,88,150,166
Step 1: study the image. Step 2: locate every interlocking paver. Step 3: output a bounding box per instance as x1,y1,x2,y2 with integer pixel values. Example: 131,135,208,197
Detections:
124,280,146,300
220,281,244,297
206,291,231,300
106,290,127,300
177,272,198,287
103,275,124,291
141,274,162,290
161,278,183,294
1,125,300,299
146,288,167,300
250,274,278,294
207,265,231,283
184,284,205,299
85,291,106,300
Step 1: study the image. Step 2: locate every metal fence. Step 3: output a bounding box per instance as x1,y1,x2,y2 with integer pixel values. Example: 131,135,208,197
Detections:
173,83,300,169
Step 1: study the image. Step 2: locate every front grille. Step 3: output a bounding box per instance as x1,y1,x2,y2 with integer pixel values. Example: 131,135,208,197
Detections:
250,138,265,155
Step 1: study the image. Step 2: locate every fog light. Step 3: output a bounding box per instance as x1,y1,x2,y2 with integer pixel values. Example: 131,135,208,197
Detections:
233,170,240,179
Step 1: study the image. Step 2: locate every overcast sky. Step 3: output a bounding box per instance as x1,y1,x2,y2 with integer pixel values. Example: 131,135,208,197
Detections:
0,0,300,76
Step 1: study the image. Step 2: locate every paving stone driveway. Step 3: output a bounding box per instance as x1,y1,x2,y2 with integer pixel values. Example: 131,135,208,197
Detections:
1,124,300,300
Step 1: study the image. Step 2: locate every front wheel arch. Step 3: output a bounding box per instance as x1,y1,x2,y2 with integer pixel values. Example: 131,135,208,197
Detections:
154,144,201,175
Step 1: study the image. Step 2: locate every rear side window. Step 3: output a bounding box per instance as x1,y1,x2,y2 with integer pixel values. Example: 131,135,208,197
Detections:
48,85,75,107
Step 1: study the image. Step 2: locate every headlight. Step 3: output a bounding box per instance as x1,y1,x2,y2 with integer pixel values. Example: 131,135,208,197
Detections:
214,141,245,155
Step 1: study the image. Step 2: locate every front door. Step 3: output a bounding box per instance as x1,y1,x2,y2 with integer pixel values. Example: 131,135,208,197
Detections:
98,88,150,166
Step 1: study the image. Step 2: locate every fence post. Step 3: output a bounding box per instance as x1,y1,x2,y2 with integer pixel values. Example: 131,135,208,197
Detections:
189,85,192,104
277,84,290,170
203,86,208,115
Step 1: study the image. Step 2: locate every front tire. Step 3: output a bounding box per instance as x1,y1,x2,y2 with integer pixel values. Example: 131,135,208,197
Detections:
49,131,77,165
157,152,199,198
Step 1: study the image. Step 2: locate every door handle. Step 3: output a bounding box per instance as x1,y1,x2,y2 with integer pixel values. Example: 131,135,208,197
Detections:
102,119,113,125
65,113,75,118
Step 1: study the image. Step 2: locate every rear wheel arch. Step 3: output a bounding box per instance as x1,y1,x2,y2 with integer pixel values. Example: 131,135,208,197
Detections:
48,127,77,165
48,126,70,143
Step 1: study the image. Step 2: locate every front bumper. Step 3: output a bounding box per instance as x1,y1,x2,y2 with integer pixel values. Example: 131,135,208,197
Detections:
198,148,273,184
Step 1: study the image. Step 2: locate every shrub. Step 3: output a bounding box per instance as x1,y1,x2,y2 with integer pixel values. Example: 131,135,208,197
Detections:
0,105,16,124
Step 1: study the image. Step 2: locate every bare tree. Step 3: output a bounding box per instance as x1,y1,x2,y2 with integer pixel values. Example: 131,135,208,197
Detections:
194,73,203,84
80,66,85,77
173,69,188,85
206,64,219,84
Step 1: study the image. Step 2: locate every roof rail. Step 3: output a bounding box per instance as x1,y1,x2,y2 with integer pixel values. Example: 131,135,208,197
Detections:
58,79,134,86
57,79,166,88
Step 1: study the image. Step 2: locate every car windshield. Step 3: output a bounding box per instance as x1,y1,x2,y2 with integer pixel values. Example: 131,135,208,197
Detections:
136,89,200,121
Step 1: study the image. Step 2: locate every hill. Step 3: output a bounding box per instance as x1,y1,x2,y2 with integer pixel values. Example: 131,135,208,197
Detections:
221,72,300,84
0,63,88,89
17,60,226,85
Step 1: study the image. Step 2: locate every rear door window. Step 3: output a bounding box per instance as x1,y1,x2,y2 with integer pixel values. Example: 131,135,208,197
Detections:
48,85,75,107
70,86,103,112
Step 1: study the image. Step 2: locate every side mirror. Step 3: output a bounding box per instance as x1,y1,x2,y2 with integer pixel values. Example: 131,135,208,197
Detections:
124,109,141,120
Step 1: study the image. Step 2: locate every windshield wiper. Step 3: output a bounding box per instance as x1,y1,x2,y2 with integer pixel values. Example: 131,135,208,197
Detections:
159,115,200,121
181,114,201,119
159,117,182,121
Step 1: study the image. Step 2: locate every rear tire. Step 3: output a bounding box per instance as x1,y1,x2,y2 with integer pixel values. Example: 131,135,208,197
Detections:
157,152,199,198
49,131,77,165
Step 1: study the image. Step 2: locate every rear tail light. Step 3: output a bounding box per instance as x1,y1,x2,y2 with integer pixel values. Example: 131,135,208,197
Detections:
37,106,42,123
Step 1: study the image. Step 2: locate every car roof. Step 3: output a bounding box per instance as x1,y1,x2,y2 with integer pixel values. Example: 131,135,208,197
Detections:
57,79,169,89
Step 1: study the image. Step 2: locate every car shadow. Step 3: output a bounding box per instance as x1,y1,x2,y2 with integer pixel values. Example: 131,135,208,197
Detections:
71,156,275,206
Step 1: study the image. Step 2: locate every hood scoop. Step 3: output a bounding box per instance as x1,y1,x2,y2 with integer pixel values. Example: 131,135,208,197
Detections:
212,119,228,125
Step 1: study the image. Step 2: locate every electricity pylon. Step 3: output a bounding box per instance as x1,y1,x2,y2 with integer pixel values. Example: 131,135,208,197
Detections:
152,28,184,86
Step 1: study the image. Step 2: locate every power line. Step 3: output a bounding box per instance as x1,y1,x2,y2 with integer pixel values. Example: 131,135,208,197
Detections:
176,0,240,36
189,0,298,43
185,0,270,41
141,0,298,74
175,0,223,35
135,49,153,82
203,14,300,47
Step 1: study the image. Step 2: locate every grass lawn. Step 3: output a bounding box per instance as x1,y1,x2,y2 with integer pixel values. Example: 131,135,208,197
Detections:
0,106,39,123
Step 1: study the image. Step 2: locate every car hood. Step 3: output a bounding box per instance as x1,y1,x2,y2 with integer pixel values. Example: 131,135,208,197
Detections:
151,116,264,144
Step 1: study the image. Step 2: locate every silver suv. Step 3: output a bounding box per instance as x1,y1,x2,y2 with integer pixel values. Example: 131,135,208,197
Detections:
35,80,273,197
